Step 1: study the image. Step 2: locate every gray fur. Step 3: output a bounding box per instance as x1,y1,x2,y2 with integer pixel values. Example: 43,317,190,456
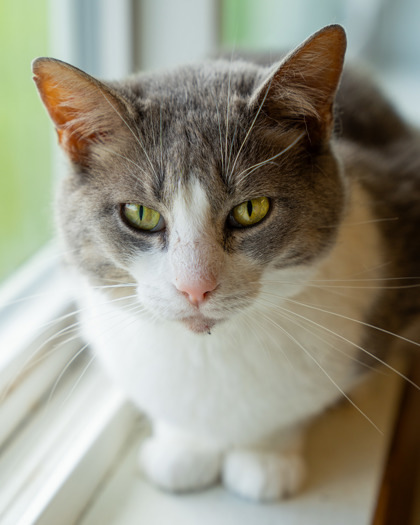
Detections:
38,27,420,367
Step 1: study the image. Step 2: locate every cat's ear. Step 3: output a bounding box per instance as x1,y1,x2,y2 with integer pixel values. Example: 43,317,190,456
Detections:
32,57,132,165
251,25,346,145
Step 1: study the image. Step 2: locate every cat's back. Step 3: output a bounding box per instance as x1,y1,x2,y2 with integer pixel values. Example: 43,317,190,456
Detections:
335,68,420,335
335,67,412,148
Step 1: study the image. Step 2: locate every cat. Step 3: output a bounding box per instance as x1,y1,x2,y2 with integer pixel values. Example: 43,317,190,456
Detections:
32,24,420,502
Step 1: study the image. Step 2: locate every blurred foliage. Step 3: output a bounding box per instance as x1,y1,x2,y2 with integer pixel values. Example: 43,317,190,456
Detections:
0,0,52,281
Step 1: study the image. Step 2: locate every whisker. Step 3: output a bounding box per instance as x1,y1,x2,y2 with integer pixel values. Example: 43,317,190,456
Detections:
27,331,83,370
48,343,89,403
239,308,293,367
335,217,400,228
264,300,380,373
259,294,420,391
99,145,146,175
1,290,141,398
91,283,137,290
226,119,239,177
280,294,420,351
99,91,157,178
295,276,420,284
224,58,233,176
0,319,82,405
261,279,420,290
257,302,383,433
235,131,306,184
159,105,164,176
228,73,277,181
214,90,225,176
59,354,97,408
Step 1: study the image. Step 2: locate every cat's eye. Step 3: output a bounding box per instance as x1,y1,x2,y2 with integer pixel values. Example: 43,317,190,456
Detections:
229,197,270,227
122,204,165,232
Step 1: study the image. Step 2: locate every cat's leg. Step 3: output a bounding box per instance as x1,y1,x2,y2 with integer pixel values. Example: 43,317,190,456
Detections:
139,421,222,492
222,429,306,502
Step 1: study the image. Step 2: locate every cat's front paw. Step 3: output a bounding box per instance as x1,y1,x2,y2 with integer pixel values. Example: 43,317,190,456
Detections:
222,448,306,502
139,435,222,493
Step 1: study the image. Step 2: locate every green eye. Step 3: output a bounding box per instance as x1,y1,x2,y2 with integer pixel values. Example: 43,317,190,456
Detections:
231,197,270,227
123,204,164,231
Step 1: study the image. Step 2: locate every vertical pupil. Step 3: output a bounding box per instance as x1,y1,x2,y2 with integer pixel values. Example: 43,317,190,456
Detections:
247,200,253,217
139,205,144,221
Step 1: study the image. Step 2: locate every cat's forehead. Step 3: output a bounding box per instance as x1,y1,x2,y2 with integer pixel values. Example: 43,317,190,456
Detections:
127,60,264,110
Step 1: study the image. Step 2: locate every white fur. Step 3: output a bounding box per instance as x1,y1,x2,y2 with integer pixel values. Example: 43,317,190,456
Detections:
223,449,306,501
139,421,222,492
168,180,223,293
78,180,383,501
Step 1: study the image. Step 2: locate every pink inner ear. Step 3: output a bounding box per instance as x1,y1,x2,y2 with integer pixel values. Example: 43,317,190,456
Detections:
33,58,125,164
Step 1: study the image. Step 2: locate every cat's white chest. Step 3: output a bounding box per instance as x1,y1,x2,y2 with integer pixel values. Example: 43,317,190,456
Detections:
79,282,365,447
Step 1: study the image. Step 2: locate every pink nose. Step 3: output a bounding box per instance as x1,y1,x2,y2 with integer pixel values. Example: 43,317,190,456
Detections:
176,278,218,306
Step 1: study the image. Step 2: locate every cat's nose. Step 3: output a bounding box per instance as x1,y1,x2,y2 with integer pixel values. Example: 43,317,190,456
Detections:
175,278,218,307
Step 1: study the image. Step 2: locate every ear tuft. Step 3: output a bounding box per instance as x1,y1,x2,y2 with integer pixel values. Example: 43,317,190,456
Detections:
32,58,130,164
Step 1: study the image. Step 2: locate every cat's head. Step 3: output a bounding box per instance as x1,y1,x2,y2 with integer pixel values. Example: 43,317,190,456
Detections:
33,25,346,334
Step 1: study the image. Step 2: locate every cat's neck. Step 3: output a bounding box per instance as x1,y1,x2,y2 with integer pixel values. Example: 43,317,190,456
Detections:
310,179,383,289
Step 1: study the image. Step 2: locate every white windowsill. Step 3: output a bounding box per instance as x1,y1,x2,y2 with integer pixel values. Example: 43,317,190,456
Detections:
0,246,138,525
80,366,403,525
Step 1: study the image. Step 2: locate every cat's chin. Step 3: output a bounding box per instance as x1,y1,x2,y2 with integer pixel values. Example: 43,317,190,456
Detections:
181,315,217,334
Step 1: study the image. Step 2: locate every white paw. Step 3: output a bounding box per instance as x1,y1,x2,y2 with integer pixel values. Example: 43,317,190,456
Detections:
139,435,222,493
222,449,306,502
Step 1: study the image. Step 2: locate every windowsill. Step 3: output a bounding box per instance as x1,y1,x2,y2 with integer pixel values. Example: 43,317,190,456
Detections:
79,363,405,525
0,246,138,524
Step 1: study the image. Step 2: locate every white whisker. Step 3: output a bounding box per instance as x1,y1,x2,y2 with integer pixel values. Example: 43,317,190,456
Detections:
228,74,276,181
99,91,157,178
99,145,146,175
48,343,89,403
257,302,384,433
261,278,420,291
225,61,233,176
60,354,97,408
159,105,164,175
226,119,239,178
281,295,420,350
259,294,420,391
214,91,225,175
236,131,306,184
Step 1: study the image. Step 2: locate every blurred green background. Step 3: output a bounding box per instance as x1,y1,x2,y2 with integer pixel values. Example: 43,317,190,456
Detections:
0,0,52,281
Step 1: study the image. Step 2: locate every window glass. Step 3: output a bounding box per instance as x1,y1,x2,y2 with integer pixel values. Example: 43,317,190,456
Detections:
0,0,51,281
220,0,344,52
219,0,420,122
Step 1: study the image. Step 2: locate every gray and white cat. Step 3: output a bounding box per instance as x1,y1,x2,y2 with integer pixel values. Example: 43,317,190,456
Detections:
33,25,420,502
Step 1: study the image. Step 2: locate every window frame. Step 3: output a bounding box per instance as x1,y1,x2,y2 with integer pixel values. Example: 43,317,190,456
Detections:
0,1,137,522
1,1,419,522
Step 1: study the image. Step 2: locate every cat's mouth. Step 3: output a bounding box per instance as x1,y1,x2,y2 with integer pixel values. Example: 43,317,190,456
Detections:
181,315,217,334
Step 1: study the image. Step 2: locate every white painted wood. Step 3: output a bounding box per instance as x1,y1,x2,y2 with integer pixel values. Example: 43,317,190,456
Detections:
0,247,138,525
0,245,77,447
0,361,137,525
